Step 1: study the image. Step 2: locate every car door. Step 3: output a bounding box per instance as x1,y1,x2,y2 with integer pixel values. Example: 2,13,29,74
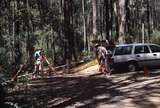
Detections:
134,45,152,67
113,45,133,64
148,44,160,66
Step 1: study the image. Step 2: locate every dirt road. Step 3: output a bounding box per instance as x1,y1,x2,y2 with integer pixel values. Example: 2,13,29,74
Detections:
7,65,160,108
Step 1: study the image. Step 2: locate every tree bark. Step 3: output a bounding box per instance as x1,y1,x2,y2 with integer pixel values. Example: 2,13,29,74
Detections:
117,0,126,44
82,0,87,51
92,0,97,39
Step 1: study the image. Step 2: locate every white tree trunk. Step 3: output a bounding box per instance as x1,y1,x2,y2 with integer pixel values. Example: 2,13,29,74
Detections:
92,0,97,39
118,0,126,44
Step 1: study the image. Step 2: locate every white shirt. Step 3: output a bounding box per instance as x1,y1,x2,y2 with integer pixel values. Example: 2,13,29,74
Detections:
34,50,41,57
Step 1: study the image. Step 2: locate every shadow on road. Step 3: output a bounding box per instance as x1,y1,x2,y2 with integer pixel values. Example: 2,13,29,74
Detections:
5,70,160,108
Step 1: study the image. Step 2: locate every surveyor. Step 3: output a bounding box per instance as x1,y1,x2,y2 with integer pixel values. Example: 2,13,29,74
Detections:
33,49,44,77
96,43,108,75
95,43,101,64
104,40,112,75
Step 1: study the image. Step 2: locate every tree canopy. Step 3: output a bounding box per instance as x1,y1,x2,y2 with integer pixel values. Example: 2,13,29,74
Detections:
1,0,160,73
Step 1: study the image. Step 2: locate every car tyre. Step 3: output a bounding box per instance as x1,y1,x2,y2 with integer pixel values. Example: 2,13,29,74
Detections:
128,62,137,72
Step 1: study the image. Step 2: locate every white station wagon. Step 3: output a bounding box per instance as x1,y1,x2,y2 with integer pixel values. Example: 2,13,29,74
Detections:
111,43,160,71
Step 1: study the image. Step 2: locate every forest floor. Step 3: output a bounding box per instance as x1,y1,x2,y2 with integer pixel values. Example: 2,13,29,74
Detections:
5,65,160,108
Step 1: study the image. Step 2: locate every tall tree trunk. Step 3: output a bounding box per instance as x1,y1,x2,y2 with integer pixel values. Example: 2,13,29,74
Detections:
141,0,145,43
117,0,126,44
12,0,16,64
104,0,109,40
64,0,71,70
92,0,97,39
147,0,151,42
87,9,91,54
125,0,130,38
82,0,87,51
109,0,113,41
104,0,113,41
114,1,119,42
26,0,34,64
70,0,77,61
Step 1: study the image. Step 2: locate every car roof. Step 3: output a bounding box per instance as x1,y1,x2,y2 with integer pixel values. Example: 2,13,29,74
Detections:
116,43,159,47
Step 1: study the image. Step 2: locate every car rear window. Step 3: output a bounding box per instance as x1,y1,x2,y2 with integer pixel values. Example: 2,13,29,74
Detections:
149,45,160,53
115,46,132,55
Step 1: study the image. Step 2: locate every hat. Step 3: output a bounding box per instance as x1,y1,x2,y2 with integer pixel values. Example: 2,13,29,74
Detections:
95,43,100,47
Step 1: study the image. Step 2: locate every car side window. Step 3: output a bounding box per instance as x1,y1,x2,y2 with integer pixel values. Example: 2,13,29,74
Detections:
149,45,160,53
134,45,150,54
115,46,132,56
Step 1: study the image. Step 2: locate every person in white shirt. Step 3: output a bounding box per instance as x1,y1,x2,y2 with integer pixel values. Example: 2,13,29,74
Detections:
33,49,44,77
97,45,108,74
96,40,112,75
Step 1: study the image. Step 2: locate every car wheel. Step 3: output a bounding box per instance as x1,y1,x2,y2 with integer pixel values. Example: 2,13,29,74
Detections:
128,63,137,72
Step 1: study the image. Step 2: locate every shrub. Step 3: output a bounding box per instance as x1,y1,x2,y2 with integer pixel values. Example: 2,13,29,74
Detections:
151,30,160,44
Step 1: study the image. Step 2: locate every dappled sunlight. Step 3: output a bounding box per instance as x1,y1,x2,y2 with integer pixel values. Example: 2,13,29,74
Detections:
4,68,160,108
1,0,160,108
